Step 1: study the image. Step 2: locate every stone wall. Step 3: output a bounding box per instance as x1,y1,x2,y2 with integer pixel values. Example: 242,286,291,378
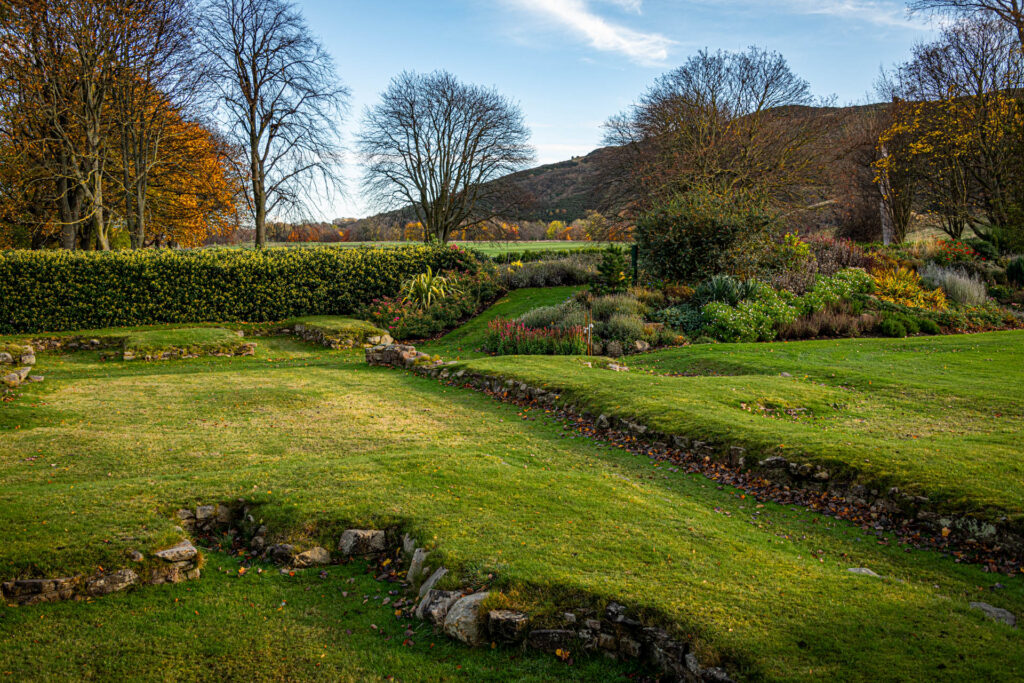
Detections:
290,323,392,350
1,344,41,389
2,540,200,606
172,499,731,682
120,341,256,362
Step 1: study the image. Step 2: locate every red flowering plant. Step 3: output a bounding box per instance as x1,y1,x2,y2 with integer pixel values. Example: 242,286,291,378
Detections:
935,239,983,265
482,319,587,355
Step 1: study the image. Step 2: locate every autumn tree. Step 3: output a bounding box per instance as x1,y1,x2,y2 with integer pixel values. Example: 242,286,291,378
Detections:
142,118,243,247
200,0,349,247
358,70,534,244
827,105,893,241
878,18,1024,243
0,0,237,250
111,0,208,248
0,0,133,249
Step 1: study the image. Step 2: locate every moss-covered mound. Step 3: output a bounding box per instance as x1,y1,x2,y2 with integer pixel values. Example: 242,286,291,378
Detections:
122,328,255,361
284,316,392,349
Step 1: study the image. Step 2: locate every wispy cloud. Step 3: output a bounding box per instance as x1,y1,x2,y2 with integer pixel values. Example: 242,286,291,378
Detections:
761,1,929,30
503,0,673,65
601,0,644,13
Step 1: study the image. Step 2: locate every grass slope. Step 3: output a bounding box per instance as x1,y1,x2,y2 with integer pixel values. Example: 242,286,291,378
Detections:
421,286,580,359
1,334,1021,680
459,333,1024,524
0,550,628,681
283,316,385,337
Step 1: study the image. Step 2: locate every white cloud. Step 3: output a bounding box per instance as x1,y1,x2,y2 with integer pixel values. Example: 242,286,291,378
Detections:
760,1,929,30
503,0,673,65
601,0,644,13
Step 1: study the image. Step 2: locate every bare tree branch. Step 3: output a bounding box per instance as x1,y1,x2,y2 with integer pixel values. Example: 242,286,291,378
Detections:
199,0,349,246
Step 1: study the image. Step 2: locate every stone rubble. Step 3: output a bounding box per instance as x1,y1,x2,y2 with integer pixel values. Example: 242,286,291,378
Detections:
443,592,490,647
338,529,386,556
122,342,256,362
2,538,200,606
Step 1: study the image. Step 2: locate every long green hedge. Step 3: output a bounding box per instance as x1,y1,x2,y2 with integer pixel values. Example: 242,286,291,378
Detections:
0,245,477,334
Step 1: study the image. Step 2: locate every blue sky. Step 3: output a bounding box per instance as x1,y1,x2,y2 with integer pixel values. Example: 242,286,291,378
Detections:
298,0,937,218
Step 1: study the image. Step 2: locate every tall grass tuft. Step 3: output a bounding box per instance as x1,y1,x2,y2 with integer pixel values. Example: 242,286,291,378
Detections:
920,263,988,305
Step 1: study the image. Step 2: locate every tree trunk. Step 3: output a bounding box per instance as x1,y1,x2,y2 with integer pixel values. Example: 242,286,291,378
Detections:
59,177,80,250
254,187,266,247
94,172,110,251
251,138,266,246
880,198,893,246
136,182,147,248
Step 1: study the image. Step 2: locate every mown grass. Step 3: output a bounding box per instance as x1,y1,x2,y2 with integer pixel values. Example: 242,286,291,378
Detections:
124,327,246,355
421,286,581,359
1,334,1022,681
0,551,630,682
458,332,1024,525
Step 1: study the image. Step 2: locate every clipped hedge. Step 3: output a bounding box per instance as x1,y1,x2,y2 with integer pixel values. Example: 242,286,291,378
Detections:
0,245,477,334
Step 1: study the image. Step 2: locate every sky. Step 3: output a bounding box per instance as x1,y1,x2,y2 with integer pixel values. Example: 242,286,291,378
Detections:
298,0,939,219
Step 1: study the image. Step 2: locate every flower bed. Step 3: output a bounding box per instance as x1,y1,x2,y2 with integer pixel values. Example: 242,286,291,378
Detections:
482,319,587,355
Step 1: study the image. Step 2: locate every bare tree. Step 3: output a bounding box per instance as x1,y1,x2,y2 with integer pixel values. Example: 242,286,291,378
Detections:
909,1,1024,49
603,47,831,215
358,70,534,244
200,0,349,246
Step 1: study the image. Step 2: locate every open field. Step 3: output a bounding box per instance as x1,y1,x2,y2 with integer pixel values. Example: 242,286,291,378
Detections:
2,322,1022,681
256,241,610,256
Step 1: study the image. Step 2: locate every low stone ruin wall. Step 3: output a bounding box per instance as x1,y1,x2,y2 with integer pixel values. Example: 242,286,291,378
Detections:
175,500,732,682
120,341,256,362
366,344,443,369
1,344,42,389
290,323,393,350
2,540,200,606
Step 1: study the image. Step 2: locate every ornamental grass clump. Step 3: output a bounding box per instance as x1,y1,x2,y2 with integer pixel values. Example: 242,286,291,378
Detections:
403,266,452,308
919,263,988,306
498,255,598,289
483,319,587,355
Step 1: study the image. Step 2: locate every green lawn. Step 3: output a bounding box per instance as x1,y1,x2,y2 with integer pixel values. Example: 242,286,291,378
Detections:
1,331,1022,681
458,333,1024,526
